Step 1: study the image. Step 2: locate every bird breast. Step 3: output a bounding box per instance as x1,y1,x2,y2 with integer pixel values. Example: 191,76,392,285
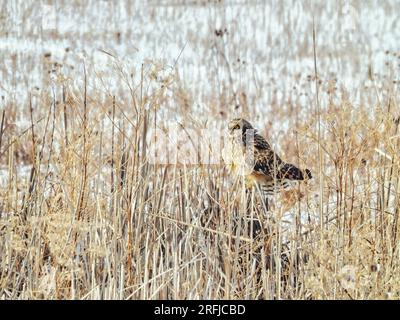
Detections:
222,137,254,176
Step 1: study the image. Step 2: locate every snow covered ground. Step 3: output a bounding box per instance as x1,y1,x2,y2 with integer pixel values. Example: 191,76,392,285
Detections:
1,1,399,123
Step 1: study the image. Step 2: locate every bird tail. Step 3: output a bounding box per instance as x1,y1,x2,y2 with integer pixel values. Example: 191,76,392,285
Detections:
279,163,312,180
261,180,291,195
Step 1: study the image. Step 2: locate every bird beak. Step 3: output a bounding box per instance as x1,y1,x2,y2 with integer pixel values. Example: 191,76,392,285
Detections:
228,121,237,131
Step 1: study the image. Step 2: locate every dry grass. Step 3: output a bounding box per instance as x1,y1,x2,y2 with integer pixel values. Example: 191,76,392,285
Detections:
0,0,400,300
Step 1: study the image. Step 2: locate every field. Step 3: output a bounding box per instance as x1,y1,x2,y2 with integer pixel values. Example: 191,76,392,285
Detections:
0,0,400,299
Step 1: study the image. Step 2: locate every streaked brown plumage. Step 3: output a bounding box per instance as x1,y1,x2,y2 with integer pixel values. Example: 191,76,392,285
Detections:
222,118,312,194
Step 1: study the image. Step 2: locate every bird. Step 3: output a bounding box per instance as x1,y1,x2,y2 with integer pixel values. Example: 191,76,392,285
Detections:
222,118,312,195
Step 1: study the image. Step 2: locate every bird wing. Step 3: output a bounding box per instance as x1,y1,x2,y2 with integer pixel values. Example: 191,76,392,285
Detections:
251,134,283,178
278,163,312,180
250,134,310,181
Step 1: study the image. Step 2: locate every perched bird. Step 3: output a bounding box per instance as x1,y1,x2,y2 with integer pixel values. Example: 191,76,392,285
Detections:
222,118,312,195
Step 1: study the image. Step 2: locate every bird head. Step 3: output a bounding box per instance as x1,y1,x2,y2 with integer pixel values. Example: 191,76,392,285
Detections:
228,118,255,135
